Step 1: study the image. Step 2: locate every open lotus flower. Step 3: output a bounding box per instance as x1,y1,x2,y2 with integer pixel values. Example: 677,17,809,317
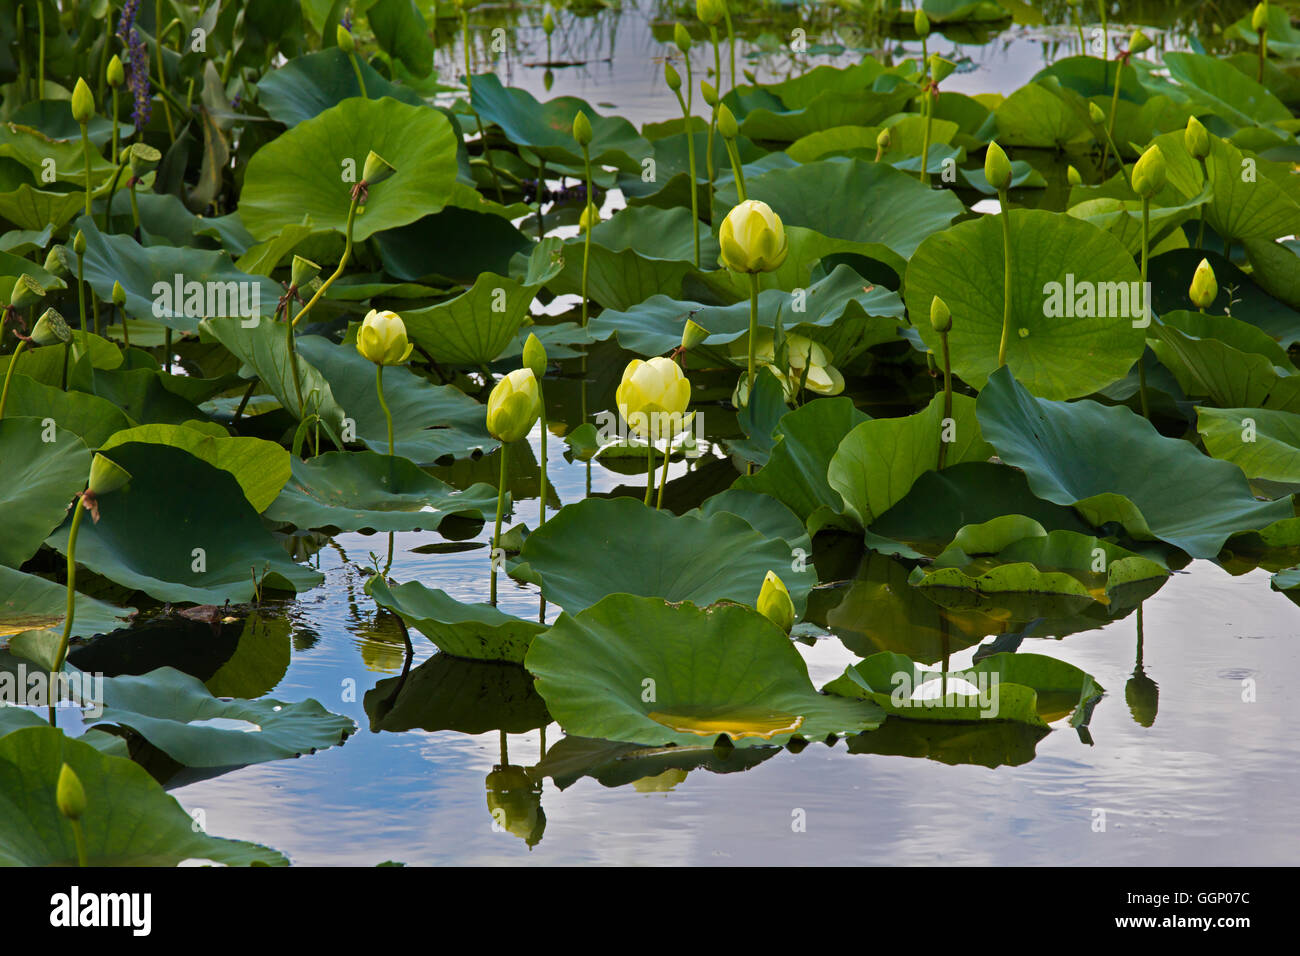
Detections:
719,200,788,274
356,309,414,366
730,330,844,404
616,356,691,441
487,368,541,443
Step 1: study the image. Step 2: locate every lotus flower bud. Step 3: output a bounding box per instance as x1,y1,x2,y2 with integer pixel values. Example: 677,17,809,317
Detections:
665,61,682,92
681,318,710,351
337,24,355,54
291,255,321,289
71,78,94,125
696,0,725,27
356,309,414,366
1132,144,1167,198
757,571,795,633
486,368,541,443
362,150,396,186
1184,115,1210,160
718,199,788,274
929,296,952,333
87,453,131,496
10,274,44,309
876,127,892,151
107,55,125,89
1067,164,1083,186
616,357,691,441
1088,101,1106,124
1189,258,1217,309
914,8,930,36
126,142,161,178
579,204,599,232
1252,1,1269,34
717,102,738,140
56,764,86,821
1127,29,1153,56
31,309,72,346
73,230,86,256
703,82,721,109
522,332,547,379
929,55,956,85
543,10,555,36
572,110,593,148
111,281,127,307
674,22,692,54
984,140,1012,192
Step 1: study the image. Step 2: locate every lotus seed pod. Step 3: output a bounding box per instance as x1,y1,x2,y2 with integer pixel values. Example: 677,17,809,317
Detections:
701,81,718,107
486,368,542,443
1088,101,1106,124
929,55,956,85
572,110,593,147
1131,144,1167,198
522,332,548,380
106,54,125,89
717,102,738,140
914,8,930,36
543,10,555,36
718,199,789,274
43,245,73,279
111,281,127,307
291,255,321,289
1252,1,1269,34
929,296,952,333
337,24,355,54
757,571,795,633
56,765,87,821
1184,115,1211,160
9,274,44,309
681,318,710,351
71,77,94,125
1067,164,1083,186
696,0,726,27
1127,29,1153,56
73,229,86,256
984,140,1012,192
87,453,131,496
356,309,415,366
127,143,162,177
665,61,682,92
674,22,692,54
876,127,892,150
1189,258,1218,309
362,150,396,185
31,308,72,346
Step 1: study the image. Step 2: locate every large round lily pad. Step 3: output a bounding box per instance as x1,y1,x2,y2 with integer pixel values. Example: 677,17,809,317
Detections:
366,576,544,663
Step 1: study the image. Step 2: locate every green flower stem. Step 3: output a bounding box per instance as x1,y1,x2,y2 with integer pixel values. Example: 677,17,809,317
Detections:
80,123,93,217
375,364,394,455
1073,7,1085,51
232,378,257,424
70,818,88,867
490,441,509,605
348,51,368,97
706,27,721,220
102,162,127,232
1139,197,1151,419
747,272,760,395
920,91,932,186
155,0,176,141
50,497,86,725
672,86,700,267
536,158,546,239
14,7,26,106
996,188,1013,368
644,441,655,506
656,435,672,510
723,136,746,200
1098,0,1109,76
723,6,737,92
36,2,44,98
0,339,29,420
538,382,548,525
1100,58,1123,176
286,312,305,416
128,183,141,237
938,329,952,469
580,145,594,339
1258,29,1267,84
97,3,114,100
110,88,120,167
76,247,90,336
293,193,360,331
1195,158,1208,248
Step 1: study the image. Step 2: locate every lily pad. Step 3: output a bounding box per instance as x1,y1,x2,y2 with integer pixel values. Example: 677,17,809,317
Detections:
1198,406,1300,482
257,48,426,126
364,654,550,734
0,565,134,640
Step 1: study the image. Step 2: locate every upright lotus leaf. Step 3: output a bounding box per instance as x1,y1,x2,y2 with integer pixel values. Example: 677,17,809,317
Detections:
253,48,426,126
976,367,1292,558
1,336,122,387
1198,407,1300,482
714,159,963,275
375,206,532,283
365,0,436,77
736,86,918,143
240,97,458,241
828,393,993,530
844,717,1047,768
78,220,281,333
726,367,789,467
530,734,780,791
295,336,496,463
45,443,323,604
266,451,498,532
993,81,1093,148
0,418,89,569
1146,311,1300,412
1244,238,1300,310
99,424,290,512
735,396,871,532
511,497,817,616
0,565,134,640
0,727,287,866
525,595,885,747
690,489,811,555
905,209,1145,399
0,375,132,448
89,666,353,768
364,654,550,734
366,576,544,664
470,73,651,172
1163,52,1292,128
1067,183,1212,257
1201,136,1300,244
397,271,538,366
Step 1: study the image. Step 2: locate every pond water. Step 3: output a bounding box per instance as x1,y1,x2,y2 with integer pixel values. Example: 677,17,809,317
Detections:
65,0,1300,865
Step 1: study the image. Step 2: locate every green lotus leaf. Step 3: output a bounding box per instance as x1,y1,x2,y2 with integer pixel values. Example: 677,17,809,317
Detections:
1150,249,1300,348
366,0,435,77
844,717,1047,768
1202,137,1300,243
1147,311,1300,412
1,336,123,388
1243,238,1300,310
398,270,541,366
364,654,550,734
525,595,885,747
365,575,543,664
265,451,498,532
100,424,290,512
0,564,134,640
295,335,496,463
0,185,87,232
690,489,810,555
905,208,1145,399
375,205,531,284
511,496,817,616
1198,406,1300,482
737,86,917,143
0,418,89,569
976,367,1292,558
1163,52,1292,128
0,122,115,188
45,442,323,604
0,726,287,866
1067,183,1212,257
0,375,130,449
529,733,780,791
828,392,993,530
240,96,458,242
994,80,1093,148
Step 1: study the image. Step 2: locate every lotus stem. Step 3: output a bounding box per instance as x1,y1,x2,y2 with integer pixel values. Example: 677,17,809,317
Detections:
293,192,361,330
375,364,394,455
286,313,305,415
70,818,88,867
128,182,141,238
536,158,545,239
80,124,94,217
996,189,1013,368
1073,7,1085,51
1098,0,1109,76
490,442,509,604
723,137,746,200
0,339,29,420
580,145,594,346
747,272,760,395
163,328,172,375
538,380,548,525
644,440,655,507
232,378,257,423
1138,197,1151,419
97,3,114,101
1100,57,1123,176
50,496,86,725
348,51,368,98
15,7,26,106
723,5,736,93
706,27,721,220
36,2,44,99
1258,28,1267,84
938,329,952,469
672,85,701,267
155,0,176,141
1195,157,1208,248
920,92,932,186
103,162,127,232
76,247,90,336
110,87,120,168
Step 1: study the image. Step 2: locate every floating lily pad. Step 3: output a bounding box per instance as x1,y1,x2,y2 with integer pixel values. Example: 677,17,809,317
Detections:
0,565,134,640
529,734,780,791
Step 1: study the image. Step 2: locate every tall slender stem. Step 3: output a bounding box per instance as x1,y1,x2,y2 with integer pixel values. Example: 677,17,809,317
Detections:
920,91,932,186
674,85,700,268
724,138,746,200
293,194,360,329
0,339,29,419
1100,59,1123,176
656,434,672,510
644,441,655,506
80,125,94,216
938,329,952,469
537,382,548,525
349,52,368,97
580,147,593,333
996,189,1013,368
747,273,760,395
723,5,736,93
490,442,509,604
1138,198,1151,419
376,364,394,455
36,2,45,97
50,499,87,725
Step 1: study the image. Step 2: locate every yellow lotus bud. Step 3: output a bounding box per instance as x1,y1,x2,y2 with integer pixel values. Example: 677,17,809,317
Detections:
665,61,682,92
696,0,725,27
1132,144,1167,198
914,8,930,36
718,199,788,274
31,309,72,346
73,230,86,256
111,281,127,307
674,22,692,54
56,764,87,821
701,81,718,107
291,255,320,289
9,274,44,309
930,296,952,333
522,332,547,379
876,127,892,151
1189,258,1217,309
579,204,599,232
1184,115,1210,160
616,356,691,441
681,318,710,350
717,102,738,140
1088,101,1106,124
757,571,795,633
984,140,1012,192
486,368,541,443
87,453,131,496
71,77,94,125
107,55,125,89
337,24,355,54
929,55,956,85
1127,29,1153,56
356,309,414,366
362,150,396,186
572,110,593,148
543,10,555,36
1067,164,1083,186
1252,1,1268,34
